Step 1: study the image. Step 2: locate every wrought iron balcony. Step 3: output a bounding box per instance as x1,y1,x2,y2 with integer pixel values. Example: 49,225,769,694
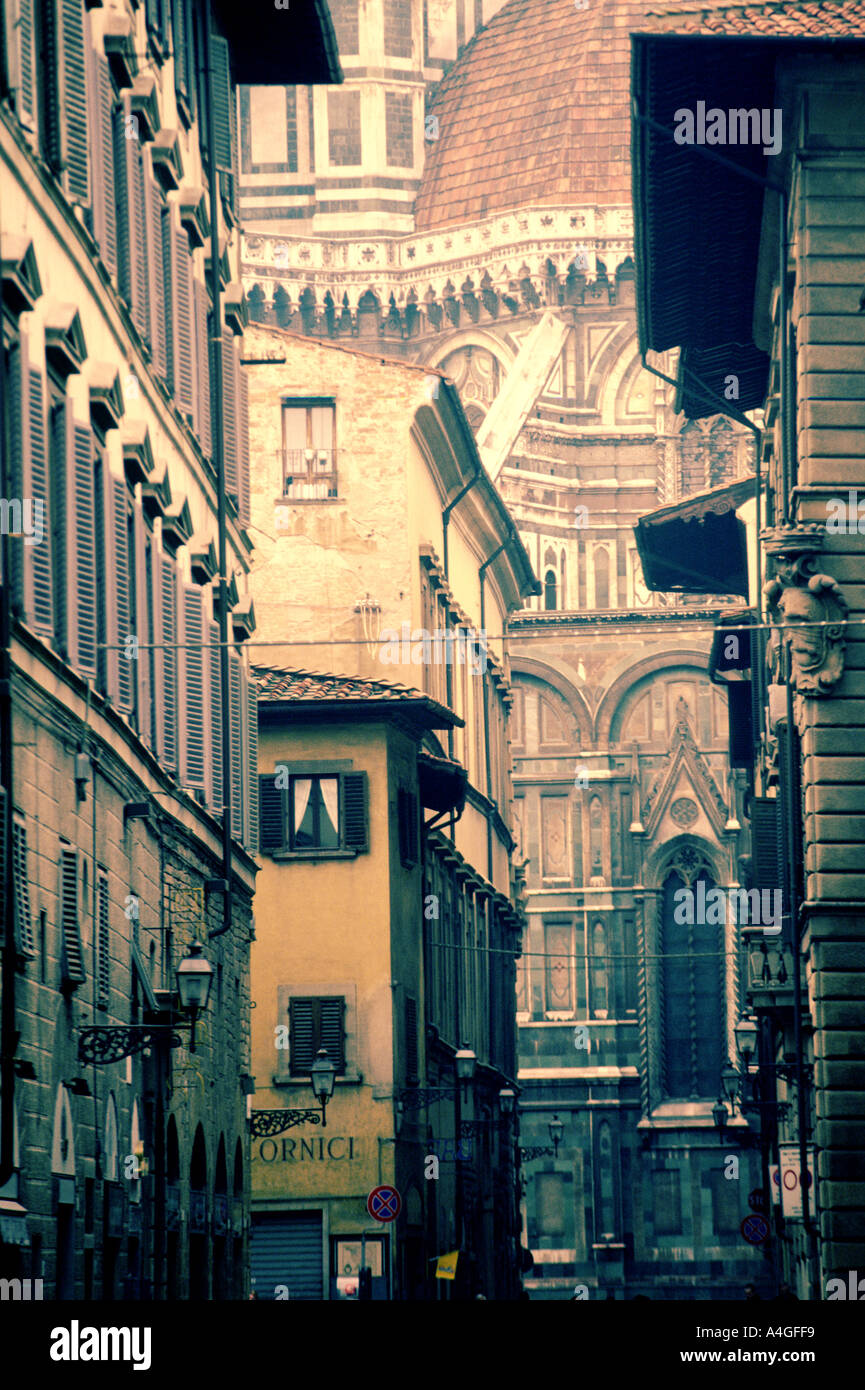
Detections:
281,448,338,500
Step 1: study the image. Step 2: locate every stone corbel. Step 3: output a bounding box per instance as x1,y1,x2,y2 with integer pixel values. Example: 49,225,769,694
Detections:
763,551,848,696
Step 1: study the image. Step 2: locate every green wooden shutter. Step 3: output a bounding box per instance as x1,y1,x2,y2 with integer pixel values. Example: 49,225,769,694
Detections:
194,282,211,456
181,586,205,788
94,54,117,277
246,680,259,854
60,846,85,985
289,998,316,1073
210,34,232,170
97,870,110,1008
342,771,368,852
70,422,97,677
160,554,178,771
172,222,195,421
405,995,419,1084
222,331,238,501
258,776,286,853
208,620,223,815
16,0,36,126
318,997,345,1071
109,476,133,711
50,402,68,655
13,822,36,959
60,0,89,201
229,650,243,839
27,367,52,633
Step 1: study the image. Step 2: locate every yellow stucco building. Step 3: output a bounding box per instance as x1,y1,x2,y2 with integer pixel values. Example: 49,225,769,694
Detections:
245,328,538,1298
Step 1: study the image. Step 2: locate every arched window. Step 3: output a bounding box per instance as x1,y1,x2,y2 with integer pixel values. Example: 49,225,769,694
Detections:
592,921,608,1017
544,569,558,610
593,548,610,609
589,797,603,874
560,549,567,610
597,1121,616,1238
660,861,723,1099
248,284,266,323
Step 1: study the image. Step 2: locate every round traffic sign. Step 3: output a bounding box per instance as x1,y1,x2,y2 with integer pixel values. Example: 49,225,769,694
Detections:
748,1188,767,1213
367,1185,401,1223
741,1214,769,1245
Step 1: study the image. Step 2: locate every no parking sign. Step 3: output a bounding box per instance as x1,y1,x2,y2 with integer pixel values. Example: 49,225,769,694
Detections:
769,1146,815,1220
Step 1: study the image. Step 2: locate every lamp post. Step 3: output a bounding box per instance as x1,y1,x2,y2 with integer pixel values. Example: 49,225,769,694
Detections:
175,942,214,1052
250,1047,337,1137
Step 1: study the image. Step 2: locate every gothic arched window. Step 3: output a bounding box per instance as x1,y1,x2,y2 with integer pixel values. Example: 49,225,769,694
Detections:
591,921,608,1017
597,1121,616,1238
660,860,723,1099
544,569,557,610
593,547,610,609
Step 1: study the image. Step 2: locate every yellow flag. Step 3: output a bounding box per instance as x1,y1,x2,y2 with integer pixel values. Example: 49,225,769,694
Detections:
435,1250,459,1281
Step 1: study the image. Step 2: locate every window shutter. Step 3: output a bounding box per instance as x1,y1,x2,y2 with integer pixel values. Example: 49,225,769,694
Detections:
92,54,117,278
318,997,345,1071
60,846,86,985
114,100,130,306
160,555,178,771
13,823,36,959
16,0,36,126
26,366,52,634
289,998,316,1073
50,402,68,655
146,164,167,379
342,772,369,852
727,680,753,770
97,870,110,1008
405,996,419,1084
172,222,195,421
398,788,417,867
258,775,286,853
194,282,211,456
210,34,232,170
161,206,174,392
107,476,133,711
237,362,250,526
208,620,223,814
60,0,89,201
69,420,97,678
180,586,205,788
133,506,151,735
246,679,259,854
5,346,24,614
229,650,243,838
0,788,6,947
222,331,238,502
126,125,150,343
145,539,158,751
172,0,188,104
750,798,781,892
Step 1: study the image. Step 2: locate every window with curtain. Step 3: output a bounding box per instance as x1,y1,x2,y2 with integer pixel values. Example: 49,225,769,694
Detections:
282,400,337,499
291,776,340,850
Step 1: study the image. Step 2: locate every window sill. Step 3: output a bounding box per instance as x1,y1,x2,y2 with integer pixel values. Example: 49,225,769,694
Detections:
271,848,358,862
272,1072,363,1088
274,497,340,507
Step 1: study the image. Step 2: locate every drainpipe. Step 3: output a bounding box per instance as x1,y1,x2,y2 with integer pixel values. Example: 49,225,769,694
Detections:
0,248,16,1189
199,0,233,941
479,540,507,886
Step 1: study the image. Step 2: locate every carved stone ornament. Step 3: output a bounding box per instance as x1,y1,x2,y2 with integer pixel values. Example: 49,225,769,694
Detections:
764,555,848,696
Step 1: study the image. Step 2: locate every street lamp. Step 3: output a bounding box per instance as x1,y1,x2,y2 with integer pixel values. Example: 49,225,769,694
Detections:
455,1047,477,1087
548,1115,564,1156
712,1097,729,1131
734,1015,758,1067
498,1088,516,1116
721,1059,740,1110
175,942,214,1052
310,1048,337,1128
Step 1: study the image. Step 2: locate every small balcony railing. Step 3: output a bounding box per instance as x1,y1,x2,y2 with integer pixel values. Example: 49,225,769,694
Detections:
282,448,338,500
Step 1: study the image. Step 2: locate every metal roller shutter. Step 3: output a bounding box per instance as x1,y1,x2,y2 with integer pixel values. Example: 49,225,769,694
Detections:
250,1212,323,1301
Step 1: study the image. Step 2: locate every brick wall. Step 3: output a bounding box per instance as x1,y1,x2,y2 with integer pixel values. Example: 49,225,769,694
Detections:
384,0,412,58
386,90,414,168
328,0,359,55
328,89,362,166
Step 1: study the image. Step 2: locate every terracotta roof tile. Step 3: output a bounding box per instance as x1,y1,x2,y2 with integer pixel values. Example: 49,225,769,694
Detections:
415,0,865,232
253,665,432,705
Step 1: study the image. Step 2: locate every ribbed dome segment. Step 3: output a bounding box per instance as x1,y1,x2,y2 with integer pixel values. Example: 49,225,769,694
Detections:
414,0,650,231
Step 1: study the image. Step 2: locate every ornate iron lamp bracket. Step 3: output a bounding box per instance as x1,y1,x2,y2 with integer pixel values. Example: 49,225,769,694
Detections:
250,1109,322,1138
397,1087,459,1110
78,1026,184,1065
518,1145,555,1161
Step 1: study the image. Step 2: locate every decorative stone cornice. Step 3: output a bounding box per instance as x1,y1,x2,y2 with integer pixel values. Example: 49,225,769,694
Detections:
104,14,138,90
178,186,210,251
121,421,155,490
1,235,42,318
129,73,161,143
150,130,183,193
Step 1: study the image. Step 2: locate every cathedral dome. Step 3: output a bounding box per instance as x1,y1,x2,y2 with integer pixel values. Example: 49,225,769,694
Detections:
415,0,651,231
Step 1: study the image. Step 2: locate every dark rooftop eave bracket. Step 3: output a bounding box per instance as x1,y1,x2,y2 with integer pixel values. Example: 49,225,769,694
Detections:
209,0,342,85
